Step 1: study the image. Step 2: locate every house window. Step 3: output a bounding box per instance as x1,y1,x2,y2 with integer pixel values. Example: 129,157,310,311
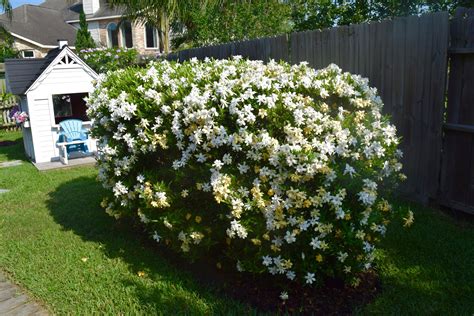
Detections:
145,23,158,48
22,50,34,58
107,22,119,48
53,93,89,124
121,21,133,48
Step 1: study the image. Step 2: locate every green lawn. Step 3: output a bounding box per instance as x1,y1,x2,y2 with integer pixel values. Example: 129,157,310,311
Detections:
1,130,473,315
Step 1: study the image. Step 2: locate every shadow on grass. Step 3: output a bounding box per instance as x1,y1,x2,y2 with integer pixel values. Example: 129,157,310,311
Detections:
0,132,27,162
46,175,247,314
46,176,474,314
363,205,474,314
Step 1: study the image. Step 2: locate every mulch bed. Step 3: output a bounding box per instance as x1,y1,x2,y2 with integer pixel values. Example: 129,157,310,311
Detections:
0,140,18,147
127,219,381,315
224,270,380,314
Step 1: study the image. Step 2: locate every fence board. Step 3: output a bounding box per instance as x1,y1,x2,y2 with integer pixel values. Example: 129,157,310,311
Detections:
0,96,19,130
441,8,474,213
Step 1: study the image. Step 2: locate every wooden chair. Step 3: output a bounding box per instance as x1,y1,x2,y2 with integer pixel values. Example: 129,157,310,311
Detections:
57,119,89,164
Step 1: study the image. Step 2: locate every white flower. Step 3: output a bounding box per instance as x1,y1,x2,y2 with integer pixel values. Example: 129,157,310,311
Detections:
113,181,128,197
196,153,207,163
237,163,249,174
212,159,224,170
286,270,296,280
222,153,232,165
344,164,356,177
337,251,348,262
152,231,161,242
262,255,273,266
284,231,296,244
358,190,377,206
305,272,316,284
226,220,248,239
181,189,189,198
280,291,289,301
310,237,321,250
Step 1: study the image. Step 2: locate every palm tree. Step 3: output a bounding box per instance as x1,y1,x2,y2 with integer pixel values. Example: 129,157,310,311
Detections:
107,0,218,53
0,0,12,18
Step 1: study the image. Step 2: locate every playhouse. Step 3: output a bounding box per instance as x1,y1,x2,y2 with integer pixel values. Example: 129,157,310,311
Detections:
5,41,98,165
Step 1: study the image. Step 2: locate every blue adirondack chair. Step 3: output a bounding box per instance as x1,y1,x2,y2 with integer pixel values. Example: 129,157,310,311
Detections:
57,119,89,164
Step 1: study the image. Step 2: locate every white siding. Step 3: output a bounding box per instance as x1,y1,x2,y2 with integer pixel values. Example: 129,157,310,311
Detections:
20,96,34,160
35,66,96,92
83,0,100,15
88,22,100,44
27,97,56,163
26,58,97,163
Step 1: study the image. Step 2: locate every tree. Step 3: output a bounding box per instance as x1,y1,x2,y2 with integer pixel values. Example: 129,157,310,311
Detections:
184,0,292,48
0,1,17,61
107,0,222,53
75,11,96,51
0,29,18,61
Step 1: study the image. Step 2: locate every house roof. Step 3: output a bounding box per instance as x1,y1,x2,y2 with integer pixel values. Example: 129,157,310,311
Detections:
0,1,126,48
0,5,77,47
59,0,125,22
5,47,63,95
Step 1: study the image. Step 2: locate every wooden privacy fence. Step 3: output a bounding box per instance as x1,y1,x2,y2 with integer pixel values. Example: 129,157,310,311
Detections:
440,8,474,214
167,11,450,206
167,36,289,62
0,96,19,130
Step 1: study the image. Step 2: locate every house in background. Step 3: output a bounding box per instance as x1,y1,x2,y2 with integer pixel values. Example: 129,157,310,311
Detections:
0,0,162,59
4,40,98,165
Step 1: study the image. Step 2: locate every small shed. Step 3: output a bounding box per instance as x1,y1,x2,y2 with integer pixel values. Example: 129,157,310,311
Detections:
5,41,98,164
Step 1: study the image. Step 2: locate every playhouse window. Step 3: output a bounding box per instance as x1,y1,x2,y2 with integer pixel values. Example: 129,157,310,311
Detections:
53,93,89,124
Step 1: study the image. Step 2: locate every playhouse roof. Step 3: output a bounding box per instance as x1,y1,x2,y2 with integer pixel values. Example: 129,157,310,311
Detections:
4,46,97,96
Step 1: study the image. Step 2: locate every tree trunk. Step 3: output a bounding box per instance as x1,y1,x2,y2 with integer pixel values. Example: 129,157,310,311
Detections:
160,11,171,54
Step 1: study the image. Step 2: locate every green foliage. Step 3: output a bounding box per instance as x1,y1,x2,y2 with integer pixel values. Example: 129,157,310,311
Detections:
1,131,473,313
291,0,474,32
178,0,292,48
75,11,96,52
78,47,138,73
0,31,18,62
110,0,473,50
87,58,406,294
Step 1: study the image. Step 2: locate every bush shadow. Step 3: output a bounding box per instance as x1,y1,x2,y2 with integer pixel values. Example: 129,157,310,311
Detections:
46,175,248,314
364,204,474,314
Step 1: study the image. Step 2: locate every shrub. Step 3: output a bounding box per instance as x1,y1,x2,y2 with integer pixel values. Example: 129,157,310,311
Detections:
79,47,138,73
75,10,96,52
87,58,405,294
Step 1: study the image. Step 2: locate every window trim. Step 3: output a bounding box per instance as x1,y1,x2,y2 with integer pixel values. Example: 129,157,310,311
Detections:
144,23,159,49
120,20,133,48
106,22,119,48
22,50,34,58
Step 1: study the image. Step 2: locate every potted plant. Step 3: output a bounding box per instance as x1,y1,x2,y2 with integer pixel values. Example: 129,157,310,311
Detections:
11,106,29,128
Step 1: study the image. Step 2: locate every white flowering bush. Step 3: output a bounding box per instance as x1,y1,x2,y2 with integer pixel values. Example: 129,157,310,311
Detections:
87,57,405,290
79,47,138,73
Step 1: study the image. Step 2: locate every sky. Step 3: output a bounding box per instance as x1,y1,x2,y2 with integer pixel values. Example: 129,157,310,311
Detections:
10,0,43,9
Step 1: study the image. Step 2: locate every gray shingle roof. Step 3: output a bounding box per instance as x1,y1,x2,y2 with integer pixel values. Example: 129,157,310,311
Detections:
0,5,77,46
0,1,126,48
5,47,62,95
60,0,125,21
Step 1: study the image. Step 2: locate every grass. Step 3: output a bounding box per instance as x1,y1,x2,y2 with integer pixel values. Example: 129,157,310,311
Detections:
1,130,473,314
